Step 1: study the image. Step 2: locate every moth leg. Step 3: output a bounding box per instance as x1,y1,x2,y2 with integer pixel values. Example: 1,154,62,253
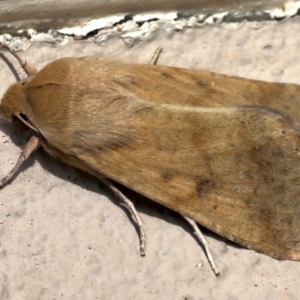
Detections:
184,216,220,276
0,135,40,188
149,47,163,65
0,42,37,77
100,178,146,256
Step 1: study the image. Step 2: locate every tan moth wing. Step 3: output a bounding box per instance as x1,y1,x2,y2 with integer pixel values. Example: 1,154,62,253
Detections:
84,57,300,121
2,57,300,260
90,104,300,260
3,56,300,123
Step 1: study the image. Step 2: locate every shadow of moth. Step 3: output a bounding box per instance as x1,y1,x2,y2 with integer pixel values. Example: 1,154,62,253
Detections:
1,43,300,276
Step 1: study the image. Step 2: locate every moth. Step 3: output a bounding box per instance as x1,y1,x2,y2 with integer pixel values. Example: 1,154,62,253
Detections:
1,43,300,276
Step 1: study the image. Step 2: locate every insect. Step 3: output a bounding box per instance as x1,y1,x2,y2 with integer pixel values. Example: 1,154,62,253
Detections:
1,43,300,276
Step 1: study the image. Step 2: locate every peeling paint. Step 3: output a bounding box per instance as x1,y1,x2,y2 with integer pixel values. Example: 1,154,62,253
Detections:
1,2,300,51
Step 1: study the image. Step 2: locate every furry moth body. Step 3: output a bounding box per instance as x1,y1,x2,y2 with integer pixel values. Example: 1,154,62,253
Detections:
1,46,300,275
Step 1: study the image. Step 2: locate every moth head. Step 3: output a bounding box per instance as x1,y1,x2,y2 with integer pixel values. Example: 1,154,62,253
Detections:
0,42,38,131
0,82,32,130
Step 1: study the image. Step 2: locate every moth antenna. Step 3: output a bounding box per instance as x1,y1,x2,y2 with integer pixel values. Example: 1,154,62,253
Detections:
0,42,37,78
101,177,146,256
184,216,220,276
0,135,40,188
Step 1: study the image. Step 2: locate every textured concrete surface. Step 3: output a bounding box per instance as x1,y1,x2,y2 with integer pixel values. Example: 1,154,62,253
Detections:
0,17,300,299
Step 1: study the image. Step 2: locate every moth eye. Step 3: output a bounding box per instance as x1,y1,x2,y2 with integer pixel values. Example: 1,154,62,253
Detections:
20,112,28,121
